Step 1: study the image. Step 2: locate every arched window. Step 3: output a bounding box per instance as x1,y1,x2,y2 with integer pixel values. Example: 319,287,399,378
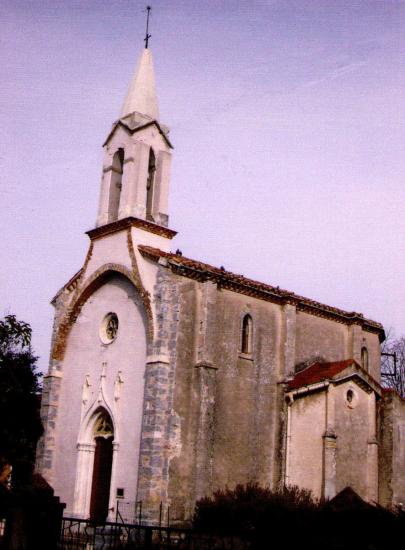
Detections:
361,346,369,371
109,148,124,222
241,314,253,354
146,148,156,221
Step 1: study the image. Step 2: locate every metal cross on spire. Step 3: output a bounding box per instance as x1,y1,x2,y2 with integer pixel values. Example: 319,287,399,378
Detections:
144,6,152,49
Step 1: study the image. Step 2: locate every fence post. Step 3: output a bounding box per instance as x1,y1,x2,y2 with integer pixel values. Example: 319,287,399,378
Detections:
144,526,152,550
92,519,97,548
159,501,162,528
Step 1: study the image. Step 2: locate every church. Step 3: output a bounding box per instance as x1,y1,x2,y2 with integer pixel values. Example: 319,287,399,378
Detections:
36,35,405,524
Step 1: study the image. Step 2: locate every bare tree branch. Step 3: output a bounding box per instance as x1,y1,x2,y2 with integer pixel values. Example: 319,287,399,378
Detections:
381,334,405,398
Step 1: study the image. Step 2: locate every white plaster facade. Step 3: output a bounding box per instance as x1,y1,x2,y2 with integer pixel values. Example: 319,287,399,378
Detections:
53,275,147,516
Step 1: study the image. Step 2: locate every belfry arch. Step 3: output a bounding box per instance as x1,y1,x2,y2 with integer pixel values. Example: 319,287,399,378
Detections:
146,147,156,221
108,148,125,222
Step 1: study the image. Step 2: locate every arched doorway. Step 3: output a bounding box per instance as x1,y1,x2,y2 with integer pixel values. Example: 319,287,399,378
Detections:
89,409,114,522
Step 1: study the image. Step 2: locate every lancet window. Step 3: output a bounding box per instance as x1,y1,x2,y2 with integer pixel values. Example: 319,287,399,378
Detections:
241,314,253,354
361,346,369,371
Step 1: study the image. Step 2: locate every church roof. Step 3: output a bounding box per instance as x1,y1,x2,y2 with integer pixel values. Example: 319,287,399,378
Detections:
287,359,359,391
286,358,382,396
121,48,159,120
138,245,385,340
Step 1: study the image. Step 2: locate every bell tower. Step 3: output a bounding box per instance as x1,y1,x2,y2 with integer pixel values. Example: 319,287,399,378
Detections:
36,17,177,518
96,44,173,229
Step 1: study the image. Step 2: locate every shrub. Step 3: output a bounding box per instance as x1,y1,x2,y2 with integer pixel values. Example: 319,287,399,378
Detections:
193,484,405,550
193,482,317,543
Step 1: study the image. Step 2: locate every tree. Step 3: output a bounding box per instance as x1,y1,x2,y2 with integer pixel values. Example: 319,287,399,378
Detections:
381,334,405,398
0,315,43,487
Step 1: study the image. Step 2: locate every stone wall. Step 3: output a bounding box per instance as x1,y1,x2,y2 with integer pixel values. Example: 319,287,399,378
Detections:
379,390,405,507
287,381,377,502
136,265,181,521
287,391,325,498
295,312,381,379
295,312,348,365
334,383,373,499
163,271,384,516
166,282,288,516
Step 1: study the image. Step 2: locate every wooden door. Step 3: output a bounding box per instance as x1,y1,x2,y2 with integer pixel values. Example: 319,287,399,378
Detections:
89,436,113,523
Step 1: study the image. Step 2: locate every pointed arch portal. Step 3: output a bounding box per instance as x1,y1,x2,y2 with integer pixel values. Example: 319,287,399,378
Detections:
73,407,117,521
89,409,114,523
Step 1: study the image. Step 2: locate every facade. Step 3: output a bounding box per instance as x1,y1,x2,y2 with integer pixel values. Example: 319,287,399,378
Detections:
36,43,404,523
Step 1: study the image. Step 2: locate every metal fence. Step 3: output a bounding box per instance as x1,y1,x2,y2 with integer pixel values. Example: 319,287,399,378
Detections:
115,500,185,528
115,501,144,525
59,516,246,550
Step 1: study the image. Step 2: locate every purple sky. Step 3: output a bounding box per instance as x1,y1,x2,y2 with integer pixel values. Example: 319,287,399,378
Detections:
2,1,405,372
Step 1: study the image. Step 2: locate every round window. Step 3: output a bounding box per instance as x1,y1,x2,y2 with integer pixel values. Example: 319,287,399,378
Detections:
345,388,358,409
100,313,119,344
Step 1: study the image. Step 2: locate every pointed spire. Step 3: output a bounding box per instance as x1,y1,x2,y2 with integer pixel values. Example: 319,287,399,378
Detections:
120,48,160,121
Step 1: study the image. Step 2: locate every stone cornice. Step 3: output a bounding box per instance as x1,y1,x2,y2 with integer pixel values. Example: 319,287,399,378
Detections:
86,217,177,241
51,268,83,304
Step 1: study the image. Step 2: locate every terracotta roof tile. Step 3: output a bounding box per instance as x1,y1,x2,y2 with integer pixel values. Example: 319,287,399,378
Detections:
287,359,356,391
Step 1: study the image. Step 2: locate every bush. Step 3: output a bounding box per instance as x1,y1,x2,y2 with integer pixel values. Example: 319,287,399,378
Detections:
194,482,317,544
193,484,405,550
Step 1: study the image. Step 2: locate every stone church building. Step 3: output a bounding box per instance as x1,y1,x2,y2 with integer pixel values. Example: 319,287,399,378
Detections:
36,42,405,523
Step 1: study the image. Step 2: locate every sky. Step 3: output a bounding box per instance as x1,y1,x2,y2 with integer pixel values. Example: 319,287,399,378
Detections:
1,0,405,372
